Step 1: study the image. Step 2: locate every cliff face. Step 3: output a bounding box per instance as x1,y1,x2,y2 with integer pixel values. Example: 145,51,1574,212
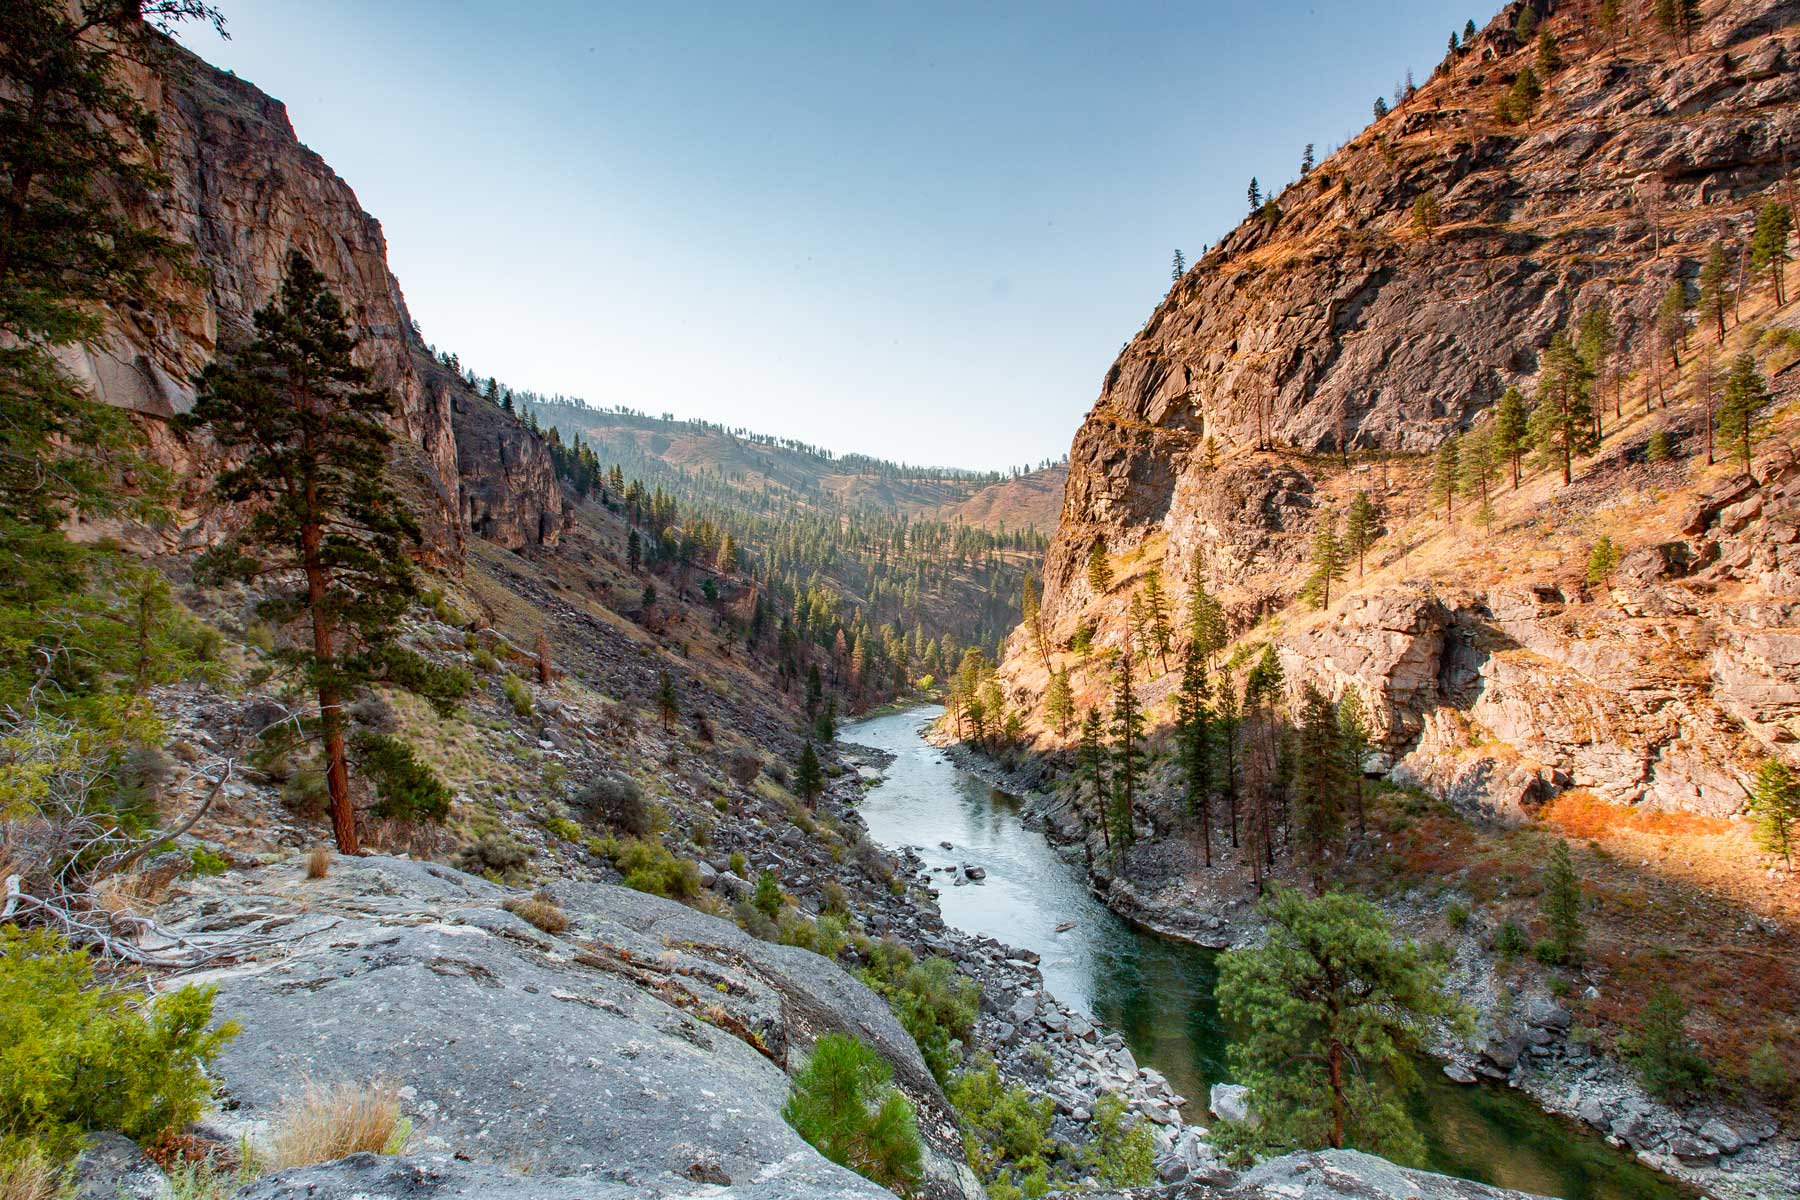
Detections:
1014,0,1800,818
66,36,564,554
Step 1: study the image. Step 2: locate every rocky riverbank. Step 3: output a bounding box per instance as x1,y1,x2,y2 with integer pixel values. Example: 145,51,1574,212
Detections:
929,731,1800,1200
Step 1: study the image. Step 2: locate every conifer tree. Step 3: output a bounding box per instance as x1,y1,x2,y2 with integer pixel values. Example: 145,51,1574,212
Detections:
1217,888,1458,1164
1595,0,1622,51
1751,201,1792,306
1717,352,1771,470
1465,19,1478,42
1086,539,1113,594
1411,192,1440,239
183,254,424,854
657,670,680,730
1653,0,1705,51
1373,96,1389,119
1080,707,1111,852
1247,178,1262,211
1528,333,1597,485
1344,492,1378,577
1109,644,1143,864
1431,436,1461,522
1215,675,1242,849
1575,305,1617,423
1655,279,1691,368
1623,985,1710,1100
1301,144,1315,176
627,529,642,571
1293,685,1347,892
1535,29,1561,75
1242,646,1286,891
1302,510,1346,609
1176,642,1213,867
796,741,824,803
1541,841,1584,965
1493,386,1531,490
1336,690,1371,837
1142,567,1173,672
1514,5,1537,40
1746,759,1799,869
1044,668,1074,737
1458,427,1498,527
1186,574,1228,669
1698,243,1733,344
1171,249,1186,282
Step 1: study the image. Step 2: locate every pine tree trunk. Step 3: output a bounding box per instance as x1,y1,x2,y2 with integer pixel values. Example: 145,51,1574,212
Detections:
1327,1041,1347,1149
304,531,357,854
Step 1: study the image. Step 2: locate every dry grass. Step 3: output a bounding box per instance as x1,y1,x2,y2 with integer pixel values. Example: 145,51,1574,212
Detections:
305,848,331,879
502,891,570,934
269,1078,408,1168
0,1148,63,1200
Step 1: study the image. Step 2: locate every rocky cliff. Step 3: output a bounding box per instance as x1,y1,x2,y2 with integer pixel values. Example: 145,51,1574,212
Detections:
66,34,564,555
1016,0,1800,818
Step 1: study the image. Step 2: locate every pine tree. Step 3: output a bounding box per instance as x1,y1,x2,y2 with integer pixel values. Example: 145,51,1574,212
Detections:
1216,679,1243,850
1293,685,1347,892
1109,645,1143,863
1596,0,1622,51
1698,243,1733,344
183,254,424,854
1086,539,1113,594
1171,249,1186,282
1541,841,1584,965
1247,178,1262,212
1575,305,1617,424
1431,436,1461,522
1142,567,1173,672
1751,201,1792,306
1656,279,1691,368
1623,985,1711,1100
1514,5,1537,40
657,670,680,730
796,741,824,803
1302,510,1347,609
1217,888,1458,1164
1373,96,1390,119
1044,668,1074,737
1459,427,1498,527
1653,0,1705,51
1411,192,1441,239
1336,691,1371,838
1187,574,1228,668
1493,386,1531,490
1536,29,1562,75
1529,333,1597,485
1747,759,1799,869
1717,352,1771,470
1301,144,1315,176
1080,707,1111,851
1175,642,1213,867
1344,492,1378,577
627,529,642,571
1465,19,1478,42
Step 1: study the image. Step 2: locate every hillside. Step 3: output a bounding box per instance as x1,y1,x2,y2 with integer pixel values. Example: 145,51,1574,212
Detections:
968,1,1800,1194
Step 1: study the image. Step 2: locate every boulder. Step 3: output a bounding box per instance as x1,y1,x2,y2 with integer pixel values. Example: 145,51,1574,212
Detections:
71,1133,169,1200
1210,1082,1257,1127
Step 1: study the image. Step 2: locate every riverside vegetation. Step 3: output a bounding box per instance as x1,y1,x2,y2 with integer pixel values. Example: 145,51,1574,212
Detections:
2,2,1796,1200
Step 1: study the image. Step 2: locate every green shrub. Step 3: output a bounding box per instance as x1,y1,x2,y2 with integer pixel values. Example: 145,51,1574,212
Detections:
500,674,533,717
575,773,651,836
472,648,499,673
754,869,784,919
615,838,699,899
948,1058,1059,1197
186,845,228,876
355,733,451,822
1495,920,1528,960
1085,1093,1156,1187
858,943,978,1084
1747,1038,1792,1103
1585,535,1620,588
0,930,240,1165
781,1034,922,1195
728,851,747,877
543,816,581,843
1645,428,1673,463
281,766,329,817
734,899,779,941
1444,901,1470,931
455,833,529,879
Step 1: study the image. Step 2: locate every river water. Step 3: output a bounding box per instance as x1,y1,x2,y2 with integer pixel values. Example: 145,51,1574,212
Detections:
843,706,1689,1200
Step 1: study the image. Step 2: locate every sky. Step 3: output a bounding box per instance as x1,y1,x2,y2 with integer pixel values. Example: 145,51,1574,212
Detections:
175,1,1475,472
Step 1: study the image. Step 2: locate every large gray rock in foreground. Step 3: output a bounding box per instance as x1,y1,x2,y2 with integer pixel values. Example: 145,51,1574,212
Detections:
1069,1149,1543,1199
164,856,974,1200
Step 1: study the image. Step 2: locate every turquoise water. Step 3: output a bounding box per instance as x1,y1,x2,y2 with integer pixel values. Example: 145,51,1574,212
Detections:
844,707,1691,1200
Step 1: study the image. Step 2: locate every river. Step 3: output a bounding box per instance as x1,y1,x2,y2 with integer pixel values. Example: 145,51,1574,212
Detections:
843,706,1689,1200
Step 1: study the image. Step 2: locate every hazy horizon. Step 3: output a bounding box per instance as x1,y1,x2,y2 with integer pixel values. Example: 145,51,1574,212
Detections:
177,1,1475,471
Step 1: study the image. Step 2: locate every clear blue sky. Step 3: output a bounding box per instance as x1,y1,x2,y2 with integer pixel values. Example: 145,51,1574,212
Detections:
176,1,1475,471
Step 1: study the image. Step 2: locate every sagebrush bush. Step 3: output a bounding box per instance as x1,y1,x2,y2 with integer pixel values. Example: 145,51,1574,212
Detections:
455,833,529,879
575,773,651,836
614,838,699,899
781,1034,922,1195
500,674,533,717
0,929,239,1165
354,733,450,823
